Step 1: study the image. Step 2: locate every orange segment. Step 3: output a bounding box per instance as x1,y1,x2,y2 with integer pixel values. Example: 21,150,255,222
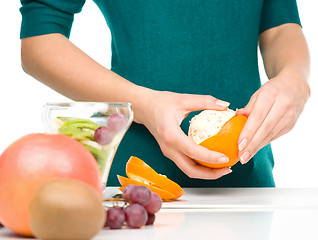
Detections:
126,156,185,199
117,175,176,200
197,114,247,168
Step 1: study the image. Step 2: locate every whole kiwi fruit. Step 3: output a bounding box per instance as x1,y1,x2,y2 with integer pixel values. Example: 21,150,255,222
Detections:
29,179,106,240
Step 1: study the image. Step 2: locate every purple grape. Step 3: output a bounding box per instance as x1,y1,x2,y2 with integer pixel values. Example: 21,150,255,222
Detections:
124,204,148,228
129,185,152,206
122,184,136,200
94,126,114,145
145,213,156,225
145,192,162,214
105,207,125,229
107,113,128,132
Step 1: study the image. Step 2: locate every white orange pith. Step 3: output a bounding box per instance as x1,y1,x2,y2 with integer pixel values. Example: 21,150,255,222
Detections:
189,109,236,144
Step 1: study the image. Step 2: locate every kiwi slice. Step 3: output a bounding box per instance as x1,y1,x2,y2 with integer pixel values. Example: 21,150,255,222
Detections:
57,117,98,126
57,118,100,141
58,124,96,140
57,117,109,173
82,143,109,173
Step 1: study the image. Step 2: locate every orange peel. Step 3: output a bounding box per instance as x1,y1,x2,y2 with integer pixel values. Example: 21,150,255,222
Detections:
118,156,184,200
196,114,247,168
117,176,176,200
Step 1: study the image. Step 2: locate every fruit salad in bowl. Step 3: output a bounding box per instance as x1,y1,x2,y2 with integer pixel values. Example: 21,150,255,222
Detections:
42,102,133,195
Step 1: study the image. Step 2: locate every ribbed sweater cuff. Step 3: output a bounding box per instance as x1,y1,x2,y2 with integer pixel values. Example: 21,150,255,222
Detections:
260,0,301,33
20,3,74,39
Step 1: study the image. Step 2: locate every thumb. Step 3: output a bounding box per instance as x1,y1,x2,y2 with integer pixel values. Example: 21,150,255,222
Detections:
181,94,230,112
236,91,259,117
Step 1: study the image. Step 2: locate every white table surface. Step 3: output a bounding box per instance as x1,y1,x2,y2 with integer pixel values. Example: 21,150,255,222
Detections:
1,188,318,240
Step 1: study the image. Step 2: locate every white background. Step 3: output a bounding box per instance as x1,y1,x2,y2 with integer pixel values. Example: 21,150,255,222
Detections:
0,1,317,187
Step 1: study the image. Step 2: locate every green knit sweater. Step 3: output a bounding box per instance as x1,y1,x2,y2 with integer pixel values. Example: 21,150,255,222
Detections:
20,0,301,187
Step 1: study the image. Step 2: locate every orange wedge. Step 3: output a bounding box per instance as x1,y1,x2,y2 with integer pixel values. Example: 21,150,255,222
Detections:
197,115,247,168
126,156,185,199
117,175,176,200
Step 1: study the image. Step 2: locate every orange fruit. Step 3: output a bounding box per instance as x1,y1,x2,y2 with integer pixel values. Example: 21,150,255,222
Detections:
117,176,175,200
196,115,247,168
118,156,184,200
0,134,102,236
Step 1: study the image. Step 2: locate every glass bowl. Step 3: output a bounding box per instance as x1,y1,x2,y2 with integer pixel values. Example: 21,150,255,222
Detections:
42,102,133,195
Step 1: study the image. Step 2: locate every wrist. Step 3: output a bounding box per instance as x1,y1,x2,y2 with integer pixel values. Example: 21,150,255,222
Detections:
126,85,158,124
276,70,311,99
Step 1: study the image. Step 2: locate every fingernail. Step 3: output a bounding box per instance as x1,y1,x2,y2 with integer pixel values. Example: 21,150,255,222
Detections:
216,100,230,107
240,151,250,164
238,138,248,151
218,156,229,163
222,169,232,176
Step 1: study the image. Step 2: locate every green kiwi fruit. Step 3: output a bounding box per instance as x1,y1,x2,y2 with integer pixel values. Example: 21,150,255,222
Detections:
29,179,106,240
81,143,108,173
57,118,99,141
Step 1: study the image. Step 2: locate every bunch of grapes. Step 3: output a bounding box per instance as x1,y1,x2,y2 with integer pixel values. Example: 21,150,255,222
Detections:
104,185,162,229
94,113,128,145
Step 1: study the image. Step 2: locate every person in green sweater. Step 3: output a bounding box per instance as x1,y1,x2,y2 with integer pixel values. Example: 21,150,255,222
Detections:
19,0,310,187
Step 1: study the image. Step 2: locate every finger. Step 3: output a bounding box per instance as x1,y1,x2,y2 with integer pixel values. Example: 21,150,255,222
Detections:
166,150,232,180
253,109,298,157
269,119,296,143
180,94,230,112
172,126,231,164
269,110,298,142
237,93,275,162
238,102,285,164
237,91,260,145
247,116,296,161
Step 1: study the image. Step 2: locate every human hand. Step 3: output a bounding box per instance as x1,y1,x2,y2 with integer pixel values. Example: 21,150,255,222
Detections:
236,73,311,164
136,90,233,179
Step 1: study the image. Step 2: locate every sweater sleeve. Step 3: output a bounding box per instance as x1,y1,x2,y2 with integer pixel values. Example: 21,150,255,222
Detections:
259,0,301,34
20,0,86,39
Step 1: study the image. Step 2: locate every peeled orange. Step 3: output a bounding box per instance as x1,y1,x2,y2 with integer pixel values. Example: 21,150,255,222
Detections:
117,156,184,200
189,109,247,168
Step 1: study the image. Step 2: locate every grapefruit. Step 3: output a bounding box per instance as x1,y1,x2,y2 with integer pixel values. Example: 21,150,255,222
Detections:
0,133,102,236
